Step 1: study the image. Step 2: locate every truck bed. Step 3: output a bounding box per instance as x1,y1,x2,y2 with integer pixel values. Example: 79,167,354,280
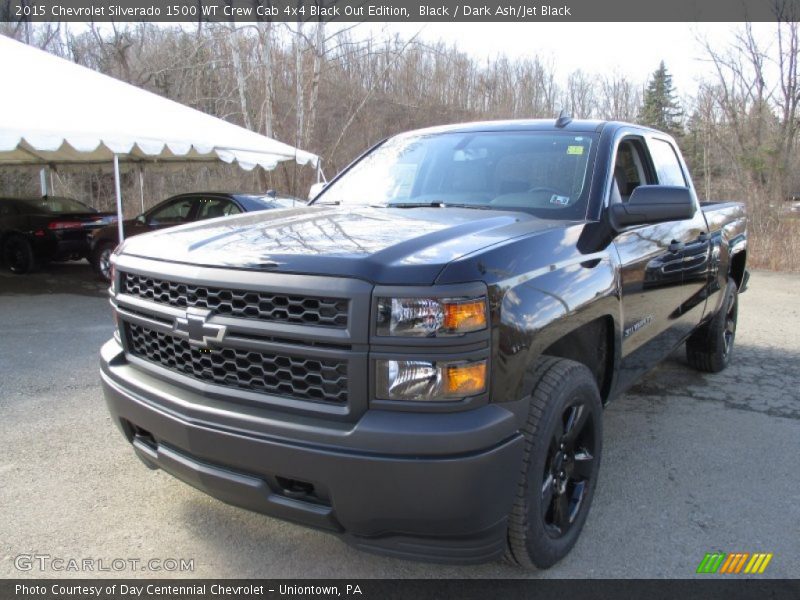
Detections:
701,201,746,232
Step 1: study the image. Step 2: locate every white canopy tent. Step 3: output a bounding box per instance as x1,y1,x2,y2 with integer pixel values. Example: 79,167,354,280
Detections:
0,35,319,241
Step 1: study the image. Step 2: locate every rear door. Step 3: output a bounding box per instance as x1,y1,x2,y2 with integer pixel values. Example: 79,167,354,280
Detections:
195,197,242,220
611,134,705,390
645,135,710,338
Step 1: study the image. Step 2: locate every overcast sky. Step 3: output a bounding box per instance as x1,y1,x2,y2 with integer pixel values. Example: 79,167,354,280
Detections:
77,20,780,102
346,22,779,100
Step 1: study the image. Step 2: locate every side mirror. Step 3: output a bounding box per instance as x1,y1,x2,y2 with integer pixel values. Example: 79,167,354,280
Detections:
308,182,327,201
135,214,147,224
609,186,695,231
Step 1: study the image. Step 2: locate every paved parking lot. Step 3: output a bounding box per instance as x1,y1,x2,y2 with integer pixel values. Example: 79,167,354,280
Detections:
1,264,798,579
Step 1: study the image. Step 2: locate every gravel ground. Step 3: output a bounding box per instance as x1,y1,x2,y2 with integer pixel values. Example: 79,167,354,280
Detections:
0,264,798,579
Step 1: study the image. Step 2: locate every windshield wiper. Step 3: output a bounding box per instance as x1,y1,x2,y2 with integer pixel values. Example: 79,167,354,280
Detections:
385,202,495,210
388,202,443,208
443,203,494,210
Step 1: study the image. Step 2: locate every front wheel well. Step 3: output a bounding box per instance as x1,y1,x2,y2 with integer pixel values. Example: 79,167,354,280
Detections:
540,316,615,403
730,249,747,290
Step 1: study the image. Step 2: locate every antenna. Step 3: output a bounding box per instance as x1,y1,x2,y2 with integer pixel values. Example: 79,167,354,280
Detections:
555,109,573,128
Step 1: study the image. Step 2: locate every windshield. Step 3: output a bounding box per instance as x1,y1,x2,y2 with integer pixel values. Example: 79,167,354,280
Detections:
20,197,96,214
315,130,596,219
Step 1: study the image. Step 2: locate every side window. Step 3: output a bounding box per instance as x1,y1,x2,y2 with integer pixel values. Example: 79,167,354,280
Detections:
148,197,195,224
196,198,240,220
223,202,241,216
611,139,650,203
649,139,687,186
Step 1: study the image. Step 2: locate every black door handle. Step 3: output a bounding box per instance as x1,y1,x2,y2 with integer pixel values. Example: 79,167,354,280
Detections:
668,240,685,253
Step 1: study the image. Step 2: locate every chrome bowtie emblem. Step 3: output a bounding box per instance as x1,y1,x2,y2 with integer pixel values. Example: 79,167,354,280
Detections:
173,307,226,348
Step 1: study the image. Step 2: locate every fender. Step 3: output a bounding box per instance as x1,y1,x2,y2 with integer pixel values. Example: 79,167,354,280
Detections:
437,223,622,405
703,204,748,318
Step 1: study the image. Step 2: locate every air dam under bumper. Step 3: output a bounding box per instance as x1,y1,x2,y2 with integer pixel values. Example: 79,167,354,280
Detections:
100,341,525,564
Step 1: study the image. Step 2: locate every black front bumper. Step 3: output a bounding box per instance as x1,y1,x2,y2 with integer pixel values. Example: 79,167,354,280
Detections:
101,339,525,564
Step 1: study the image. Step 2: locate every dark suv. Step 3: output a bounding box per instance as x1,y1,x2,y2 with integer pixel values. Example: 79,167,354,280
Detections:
90,192,301,280
0,196,116,274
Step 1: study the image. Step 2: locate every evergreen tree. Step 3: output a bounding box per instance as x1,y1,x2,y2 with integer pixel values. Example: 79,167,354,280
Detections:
638,61,684,137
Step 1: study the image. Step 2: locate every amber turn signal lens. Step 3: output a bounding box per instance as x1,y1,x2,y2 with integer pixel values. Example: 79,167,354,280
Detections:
446,361,487,396
443,299,487,333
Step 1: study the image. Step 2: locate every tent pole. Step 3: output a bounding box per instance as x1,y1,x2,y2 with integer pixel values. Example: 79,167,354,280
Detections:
138,165,145,213
114,155,124,243
39,168,47,196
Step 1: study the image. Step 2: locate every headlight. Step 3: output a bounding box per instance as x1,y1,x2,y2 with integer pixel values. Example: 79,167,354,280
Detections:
376,297,487,337
376,359,487,401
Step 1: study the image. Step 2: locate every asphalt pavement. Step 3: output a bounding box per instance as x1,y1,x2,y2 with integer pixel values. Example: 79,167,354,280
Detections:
0,263,798,579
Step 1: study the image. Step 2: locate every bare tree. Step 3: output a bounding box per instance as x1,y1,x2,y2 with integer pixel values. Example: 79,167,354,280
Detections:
226,20,253,129
304,21,325,149
598,72,642,121
564,70,597,118
257,20,276,138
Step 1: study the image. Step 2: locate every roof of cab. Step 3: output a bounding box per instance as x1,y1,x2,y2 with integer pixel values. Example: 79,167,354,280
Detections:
400,118,662,137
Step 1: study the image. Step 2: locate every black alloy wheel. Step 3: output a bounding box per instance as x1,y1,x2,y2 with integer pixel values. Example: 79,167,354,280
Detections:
541,401,597,537
686,279,739,373
3,235,36,274
721,290,737,360
506,356,603,569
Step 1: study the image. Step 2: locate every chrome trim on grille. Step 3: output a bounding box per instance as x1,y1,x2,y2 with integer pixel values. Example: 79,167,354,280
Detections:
110,254,371,420
121,271,349,328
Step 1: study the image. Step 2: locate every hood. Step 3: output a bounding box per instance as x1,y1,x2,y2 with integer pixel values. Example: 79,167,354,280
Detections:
121,205,568,284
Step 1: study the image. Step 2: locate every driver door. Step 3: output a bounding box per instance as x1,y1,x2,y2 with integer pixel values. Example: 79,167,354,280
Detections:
144,196,198,231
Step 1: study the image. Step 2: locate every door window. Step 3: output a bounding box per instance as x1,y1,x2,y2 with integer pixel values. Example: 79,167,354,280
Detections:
147,197,195,225
610,139,650,204
649,139,687,186
196,198,241,220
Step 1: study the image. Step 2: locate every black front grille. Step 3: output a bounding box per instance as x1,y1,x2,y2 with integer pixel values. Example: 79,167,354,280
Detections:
121,272,348,328
126,323,348,405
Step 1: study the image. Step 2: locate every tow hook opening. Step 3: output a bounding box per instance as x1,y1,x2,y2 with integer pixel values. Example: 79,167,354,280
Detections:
131,424,157,449
123,421,159,470
275,476,317,501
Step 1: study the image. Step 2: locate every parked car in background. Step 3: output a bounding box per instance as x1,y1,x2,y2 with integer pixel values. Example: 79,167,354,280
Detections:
0,196,117,274
90,191,303,280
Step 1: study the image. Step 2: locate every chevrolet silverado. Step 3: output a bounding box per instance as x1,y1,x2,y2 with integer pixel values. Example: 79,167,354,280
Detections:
100,119,748,568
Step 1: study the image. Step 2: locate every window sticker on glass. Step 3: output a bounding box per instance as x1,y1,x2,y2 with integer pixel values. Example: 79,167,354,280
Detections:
567,145,585,155
550,195,570,206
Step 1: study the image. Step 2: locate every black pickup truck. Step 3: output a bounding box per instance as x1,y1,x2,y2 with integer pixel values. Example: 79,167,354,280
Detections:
100,119,748,568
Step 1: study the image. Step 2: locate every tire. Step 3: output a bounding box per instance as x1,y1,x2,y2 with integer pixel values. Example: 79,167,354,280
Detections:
91,242,115,281
2,235,37,274
686,279,738,373
505,356,603,570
